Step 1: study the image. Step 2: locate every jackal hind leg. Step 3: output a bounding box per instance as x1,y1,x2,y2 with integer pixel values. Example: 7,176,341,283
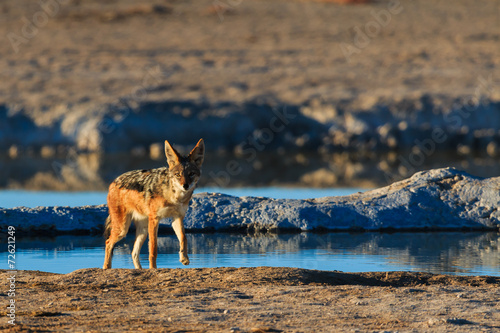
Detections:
131,216,148,269
103,211,132,269
148,214,160,269
172,217,190,265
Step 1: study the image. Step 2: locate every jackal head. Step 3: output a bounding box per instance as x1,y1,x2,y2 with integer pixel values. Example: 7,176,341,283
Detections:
164,139,204,192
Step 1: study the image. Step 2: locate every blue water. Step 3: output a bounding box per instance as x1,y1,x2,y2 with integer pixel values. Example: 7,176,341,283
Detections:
2,233,499,276
0,187,364,208
1,188,498,276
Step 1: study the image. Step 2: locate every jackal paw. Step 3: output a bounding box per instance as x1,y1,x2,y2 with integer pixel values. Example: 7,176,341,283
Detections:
180,256,190,265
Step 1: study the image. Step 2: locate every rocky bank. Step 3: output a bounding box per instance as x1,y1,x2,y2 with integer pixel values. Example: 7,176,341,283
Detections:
1,168,499,234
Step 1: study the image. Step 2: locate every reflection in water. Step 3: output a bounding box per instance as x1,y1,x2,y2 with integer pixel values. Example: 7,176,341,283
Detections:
6,232,499,276
1,151,500,190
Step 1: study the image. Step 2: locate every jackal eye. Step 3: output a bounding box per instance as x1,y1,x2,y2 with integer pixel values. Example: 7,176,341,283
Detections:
174,172,181,178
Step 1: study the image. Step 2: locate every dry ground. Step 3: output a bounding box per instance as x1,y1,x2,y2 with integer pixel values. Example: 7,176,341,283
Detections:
1,267,499,332
2,0,499,120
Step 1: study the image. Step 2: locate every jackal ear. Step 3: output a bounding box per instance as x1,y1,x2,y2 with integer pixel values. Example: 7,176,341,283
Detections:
188,138,205,168
164,140,181,167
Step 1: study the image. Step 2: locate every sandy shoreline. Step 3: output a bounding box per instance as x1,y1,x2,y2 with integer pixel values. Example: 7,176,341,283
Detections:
1,267,499,332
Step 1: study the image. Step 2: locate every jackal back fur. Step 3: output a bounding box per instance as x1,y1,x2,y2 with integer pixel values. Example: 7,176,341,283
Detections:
103,139,204,269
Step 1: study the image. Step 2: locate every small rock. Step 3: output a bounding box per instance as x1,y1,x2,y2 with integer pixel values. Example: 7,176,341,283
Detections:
8,145,19,158
150,142,164,160
457,144,471,155
386,135,398,148
40,146,56,158
427,318,440,326
486,141,499,157
445,318,474,325
377,124,392,138
398,121,408,131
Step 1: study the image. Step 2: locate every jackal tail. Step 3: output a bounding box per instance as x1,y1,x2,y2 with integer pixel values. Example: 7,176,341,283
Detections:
103,215,112,239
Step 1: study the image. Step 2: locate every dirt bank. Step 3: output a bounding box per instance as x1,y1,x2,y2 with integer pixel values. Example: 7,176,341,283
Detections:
1,267,499,332
1,0,499,154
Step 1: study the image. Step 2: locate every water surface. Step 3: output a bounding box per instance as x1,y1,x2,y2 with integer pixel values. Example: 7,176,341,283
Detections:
3,232,498,276
0,187,364,208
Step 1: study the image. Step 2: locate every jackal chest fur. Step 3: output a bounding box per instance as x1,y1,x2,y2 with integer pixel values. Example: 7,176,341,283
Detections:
156,203,188,219
154,188,192,219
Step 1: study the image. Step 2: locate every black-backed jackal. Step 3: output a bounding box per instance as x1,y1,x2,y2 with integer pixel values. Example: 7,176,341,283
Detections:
103,139,204,269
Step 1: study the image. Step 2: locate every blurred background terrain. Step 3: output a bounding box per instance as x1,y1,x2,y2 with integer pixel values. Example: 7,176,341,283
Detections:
0,0,499,190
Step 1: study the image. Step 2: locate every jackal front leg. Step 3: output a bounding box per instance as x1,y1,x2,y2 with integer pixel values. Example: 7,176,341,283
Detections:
172,217,190,265
148,214,160,269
